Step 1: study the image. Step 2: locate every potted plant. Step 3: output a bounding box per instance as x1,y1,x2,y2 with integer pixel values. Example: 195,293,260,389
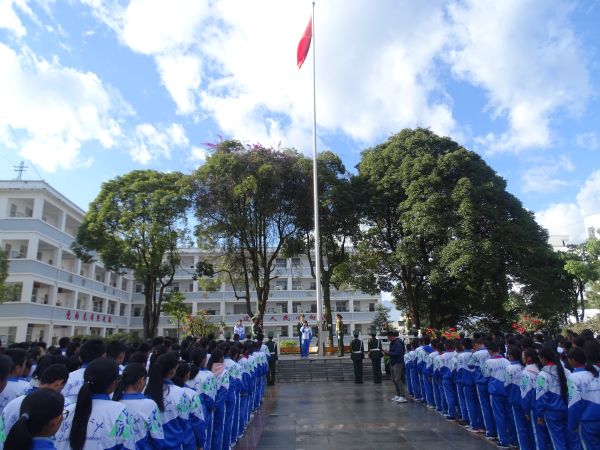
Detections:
280,339,300,354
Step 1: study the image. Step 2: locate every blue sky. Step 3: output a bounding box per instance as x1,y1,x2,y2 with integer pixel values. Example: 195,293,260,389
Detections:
1,0,600,243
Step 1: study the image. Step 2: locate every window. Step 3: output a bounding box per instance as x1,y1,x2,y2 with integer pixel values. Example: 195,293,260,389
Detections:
119,304,127,316
309,281,316,290
275,280,287,291
369,303,376,312
279,326,289,337
274,258,287,268
353,301,361,312
292,302,302,313
135,284,142,293
291,258,301,268
233,304,246,314
355,324,362,333
335,301,348,312
292,280,303,290
9,204,17,217
133,307,142,317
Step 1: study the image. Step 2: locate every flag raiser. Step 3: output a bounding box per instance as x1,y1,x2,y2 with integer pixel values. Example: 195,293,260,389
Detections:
297,17,312,69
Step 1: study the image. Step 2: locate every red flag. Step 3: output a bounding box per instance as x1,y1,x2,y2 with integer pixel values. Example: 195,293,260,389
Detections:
297,17,312,69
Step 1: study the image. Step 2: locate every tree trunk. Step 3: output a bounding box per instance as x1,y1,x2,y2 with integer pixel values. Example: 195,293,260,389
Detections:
402,272,420,329
322,279,334,346
143,279,158,339
579,281,586,321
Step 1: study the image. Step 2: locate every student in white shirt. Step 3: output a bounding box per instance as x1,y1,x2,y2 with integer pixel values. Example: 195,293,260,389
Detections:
54,358,135,450
3,388,65,450
0,349,30,414
61,339,106,405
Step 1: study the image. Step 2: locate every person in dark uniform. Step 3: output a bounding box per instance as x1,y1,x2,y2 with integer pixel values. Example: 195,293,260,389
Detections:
252,317,263,339
336,314,345,357
265,331,278,385
350,330,364,384
367,328,383,384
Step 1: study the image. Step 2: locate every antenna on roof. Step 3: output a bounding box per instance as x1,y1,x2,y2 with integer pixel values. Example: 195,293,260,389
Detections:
14,161,27,180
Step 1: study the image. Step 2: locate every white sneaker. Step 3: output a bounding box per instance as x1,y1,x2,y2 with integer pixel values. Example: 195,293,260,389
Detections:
392,396,400,401
395,396,408,403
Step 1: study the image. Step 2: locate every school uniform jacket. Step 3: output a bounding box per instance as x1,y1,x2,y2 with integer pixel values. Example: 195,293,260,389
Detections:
188,369,217,414
485,355,509,396
469,348,490,386
567,368,594,431
117,393,166,450
580,365,600,423
520,364,540,413
55,393,136,450
62,366,86,405
504,361,524,406
0,378,29,413
534,364,571,418
456,351,474,386
157,381,193,450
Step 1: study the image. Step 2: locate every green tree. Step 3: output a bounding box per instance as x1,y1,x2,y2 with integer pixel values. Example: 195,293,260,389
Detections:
287,151,360,346
352,128,571,329
162,291,188,340
370,303,392,334
193,140,310,324
0,249,10,303
73,170,192,338
561,238,600,321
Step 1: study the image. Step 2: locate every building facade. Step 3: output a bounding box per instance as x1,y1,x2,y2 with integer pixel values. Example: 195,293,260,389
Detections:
0,180,381,344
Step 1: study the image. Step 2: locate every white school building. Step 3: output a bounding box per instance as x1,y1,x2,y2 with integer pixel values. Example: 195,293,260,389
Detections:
0,180,381,344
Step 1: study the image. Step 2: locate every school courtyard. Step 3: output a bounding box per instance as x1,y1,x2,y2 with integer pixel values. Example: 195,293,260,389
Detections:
237,381,495,450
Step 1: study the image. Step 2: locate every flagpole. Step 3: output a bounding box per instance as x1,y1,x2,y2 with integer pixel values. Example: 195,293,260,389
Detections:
311,0,324,357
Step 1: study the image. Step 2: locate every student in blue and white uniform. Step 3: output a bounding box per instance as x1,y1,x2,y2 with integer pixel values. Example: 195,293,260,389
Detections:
535,346,574,450
520,348,550,450
484,341,516,448
208,349,229,450
0,349,31,414
144,352,194,450
112,363,166,450
440,341,457,420
237,342,253,438
300,322,312,359
416,337,434,407
431,343,446,414
3,388,64,450
188,348,216,450
55,357,135,450
223,345,242,450
61,339,106,405
2,364,68,438
504,346,533,450
452,342,468,423
403,344,414,398
566,347,594,450
173,362,206,450
580,340,600,449
458,339,482,432
470,337,496,439
233,321,245,341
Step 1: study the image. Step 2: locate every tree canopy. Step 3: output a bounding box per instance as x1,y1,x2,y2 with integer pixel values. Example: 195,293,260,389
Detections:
351,128,571,329
193,140,311,323
72,170,192,338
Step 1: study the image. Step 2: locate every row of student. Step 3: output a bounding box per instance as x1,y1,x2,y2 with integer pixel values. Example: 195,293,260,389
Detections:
403,334,600,450
0,335,272,449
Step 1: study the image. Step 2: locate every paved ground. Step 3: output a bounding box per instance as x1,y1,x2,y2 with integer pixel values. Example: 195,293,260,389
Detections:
236,381,497,450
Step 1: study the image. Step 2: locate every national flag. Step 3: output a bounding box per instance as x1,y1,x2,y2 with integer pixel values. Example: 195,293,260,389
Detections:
297,17,312,69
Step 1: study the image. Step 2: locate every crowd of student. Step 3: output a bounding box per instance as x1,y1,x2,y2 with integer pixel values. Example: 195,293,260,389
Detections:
0,333,274,449
402,330,600,450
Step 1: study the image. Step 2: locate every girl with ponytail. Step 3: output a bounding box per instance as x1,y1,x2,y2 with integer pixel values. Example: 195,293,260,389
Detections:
520,348,550,450
188,347,216,450
144,352,193,449
535,346,573,450
113,363,166,450
207,349,229,450
54,358,135,450
223,345,242,450
3,388,64,450
172,362,206,450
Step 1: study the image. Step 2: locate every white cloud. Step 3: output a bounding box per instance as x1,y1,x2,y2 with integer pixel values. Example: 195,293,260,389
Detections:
536,203,586,243
521,155,575,193
576,132,600,151
447,0,589,153
536,170,600,243
129,123,189,165
80,0,590,155
187,146,208,166
576,170,600,217
0,0,35,37
0,42,129,171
